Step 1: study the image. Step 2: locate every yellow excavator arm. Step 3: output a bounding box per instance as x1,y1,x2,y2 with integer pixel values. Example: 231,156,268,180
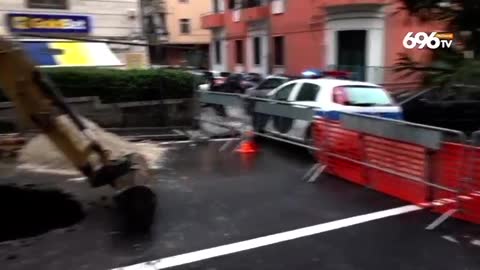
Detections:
0,37,156,231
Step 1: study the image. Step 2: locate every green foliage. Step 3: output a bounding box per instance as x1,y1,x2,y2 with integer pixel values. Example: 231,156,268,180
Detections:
396,0,480,88
395,49,463,87
2,67,197,103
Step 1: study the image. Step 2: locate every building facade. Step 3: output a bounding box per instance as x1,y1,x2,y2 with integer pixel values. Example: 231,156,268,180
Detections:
151,0,211,67
201,0,444,86
0,0,149,68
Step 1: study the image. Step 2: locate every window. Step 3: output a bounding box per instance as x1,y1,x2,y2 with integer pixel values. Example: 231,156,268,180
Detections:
214,40,221,64
213,0,220,13
228,0,236,9
27,0,67,9
253,37,261,66
257,78,288,90
180,19,191,34
235,40,244,64
333,86,393,106
230,0,262,9
243,0,262,8
344,86,392,105
273,83,296,101
179,0,188,3
271,0,286,14
273,36,285,66
295,83,320,101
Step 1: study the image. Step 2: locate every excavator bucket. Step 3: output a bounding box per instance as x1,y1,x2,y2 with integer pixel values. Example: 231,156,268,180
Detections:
92,153,157,232
0,37,157,232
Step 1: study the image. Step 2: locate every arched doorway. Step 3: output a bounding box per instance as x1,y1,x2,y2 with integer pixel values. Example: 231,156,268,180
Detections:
324,4,386,83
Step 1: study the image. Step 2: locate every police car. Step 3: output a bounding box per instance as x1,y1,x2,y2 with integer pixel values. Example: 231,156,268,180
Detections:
254,77,403,147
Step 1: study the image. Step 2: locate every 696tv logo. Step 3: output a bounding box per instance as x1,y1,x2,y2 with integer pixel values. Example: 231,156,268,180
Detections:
403,32,454,50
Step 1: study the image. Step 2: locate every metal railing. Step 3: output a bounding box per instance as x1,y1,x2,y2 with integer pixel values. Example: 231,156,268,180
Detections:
194,89,322,180
314,112,474,229
193,88,480,227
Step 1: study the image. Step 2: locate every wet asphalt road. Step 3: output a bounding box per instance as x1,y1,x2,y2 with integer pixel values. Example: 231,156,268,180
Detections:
0,140,479,270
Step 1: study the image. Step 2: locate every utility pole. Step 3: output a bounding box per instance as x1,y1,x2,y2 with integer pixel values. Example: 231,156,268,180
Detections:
138,0,150,65
139,0,169,65
266,0,273,75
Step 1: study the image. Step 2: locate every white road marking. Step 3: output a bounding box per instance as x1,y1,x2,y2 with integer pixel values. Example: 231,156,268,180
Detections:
157,138,236,145
442,235,459,244
471,239,480,247
112,205,422,270
67,176,88,182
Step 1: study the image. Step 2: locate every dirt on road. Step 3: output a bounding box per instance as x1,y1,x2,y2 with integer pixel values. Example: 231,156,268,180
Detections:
18,116,166,174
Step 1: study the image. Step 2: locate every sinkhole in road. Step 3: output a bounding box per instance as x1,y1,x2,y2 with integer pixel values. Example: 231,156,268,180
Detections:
0,185,85,242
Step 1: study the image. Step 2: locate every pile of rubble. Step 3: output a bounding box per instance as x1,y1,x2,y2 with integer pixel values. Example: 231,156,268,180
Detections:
0,117,166,174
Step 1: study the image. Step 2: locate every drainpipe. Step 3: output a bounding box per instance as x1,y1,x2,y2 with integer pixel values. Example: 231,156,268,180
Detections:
266,0,273,75
138,0,149,65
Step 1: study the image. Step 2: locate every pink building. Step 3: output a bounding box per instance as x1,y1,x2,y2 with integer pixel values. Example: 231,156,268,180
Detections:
201,0,444,88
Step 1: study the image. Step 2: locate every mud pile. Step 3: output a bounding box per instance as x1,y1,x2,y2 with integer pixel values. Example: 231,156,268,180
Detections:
17,116,166,174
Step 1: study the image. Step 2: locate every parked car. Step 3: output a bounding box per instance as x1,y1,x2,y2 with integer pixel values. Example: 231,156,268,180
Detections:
245,75,298,98
217,72,263,93
242,72,264,87
244,75,299,115
198,71,231,90
199,72,263,93
253,78,403,148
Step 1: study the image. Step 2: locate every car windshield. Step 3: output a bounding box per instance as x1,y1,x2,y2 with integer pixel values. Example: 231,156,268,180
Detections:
257,78,288,90
343,86,393,106
245,73,263,82
220,72,231,77
227,74,243,81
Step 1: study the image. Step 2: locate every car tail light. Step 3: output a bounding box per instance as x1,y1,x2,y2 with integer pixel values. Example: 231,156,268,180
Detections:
333,86,349,105
325,71,350,78
214,78,225,85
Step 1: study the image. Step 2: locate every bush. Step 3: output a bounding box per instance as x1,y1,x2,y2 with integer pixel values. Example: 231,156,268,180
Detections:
0,67,198,103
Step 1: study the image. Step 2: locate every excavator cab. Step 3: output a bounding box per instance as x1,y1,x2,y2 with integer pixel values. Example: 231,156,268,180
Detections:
0,37,156,232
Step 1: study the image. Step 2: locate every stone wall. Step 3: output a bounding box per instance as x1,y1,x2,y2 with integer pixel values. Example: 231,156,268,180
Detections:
0,97,193,132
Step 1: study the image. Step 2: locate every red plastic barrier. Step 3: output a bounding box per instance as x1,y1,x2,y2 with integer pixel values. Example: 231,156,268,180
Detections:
314,119,366,185
314,118,428,204
313,117,480,224
451,145,480,223
431,143,464,213
428,143,480,224
364,135,428,205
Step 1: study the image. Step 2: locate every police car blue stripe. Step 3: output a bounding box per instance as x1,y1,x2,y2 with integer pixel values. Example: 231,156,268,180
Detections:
314,110,403,121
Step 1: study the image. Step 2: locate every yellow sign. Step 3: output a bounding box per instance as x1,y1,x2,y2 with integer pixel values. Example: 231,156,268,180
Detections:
7,13,90,33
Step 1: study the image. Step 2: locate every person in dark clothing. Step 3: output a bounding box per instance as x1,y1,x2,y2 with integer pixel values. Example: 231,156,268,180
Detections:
202,72,226,116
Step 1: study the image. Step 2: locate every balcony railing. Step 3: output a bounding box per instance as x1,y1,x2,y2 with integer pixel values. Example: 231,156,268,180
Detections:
200,12,225,29
241,4,269,22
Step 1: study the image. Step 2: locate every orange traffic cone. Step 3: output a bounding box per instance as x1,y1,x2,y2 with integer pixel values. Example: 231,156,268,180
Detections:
235,130,258,154
235,140,258,153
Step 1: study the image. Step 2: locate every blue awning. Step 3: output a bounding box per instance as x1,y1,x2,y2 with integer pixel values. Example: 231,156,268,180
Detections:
19,40,123,67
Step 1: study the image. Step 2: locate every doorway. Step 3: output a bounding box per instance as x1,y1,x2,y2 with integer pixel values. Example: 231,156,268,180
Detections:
337,30,367,81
